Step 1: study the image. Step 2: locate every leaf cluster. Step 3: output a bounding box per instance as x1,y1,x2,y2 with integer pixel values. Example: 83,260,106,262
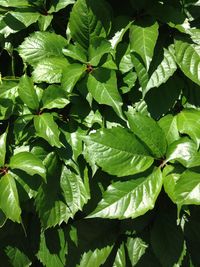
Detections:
0,0,200,266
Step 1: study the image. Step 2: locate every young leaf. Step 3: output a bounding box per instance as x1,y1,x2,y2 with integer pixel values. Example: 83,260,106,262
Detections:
69,0,111,49
0,173,21,223
127,113,167,158
9,152,46,179
87,168,162,219
84,127,154,177
18,31,67,65
87,68,123,118
18,74,39,111
41,85,70,110
34,113,62,148
0,132,7,167
32,57,69,84
175,38,200,86
130,18,159,70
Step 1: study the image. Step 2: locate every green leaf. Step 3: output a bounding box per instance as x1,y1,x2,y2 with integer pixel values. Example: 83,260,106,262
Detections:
158,115,179,145
37,229,67,267
38,14,53,31
131,52,149,90
32,57,69,84
88,37,111,66
87,68,123,118
174,170,200,206
41,85,69,110
0,132,7,167
69,0,111,49
144,46,177,94
0,0,29,7
87,168,162,219
18,74,39,111
151,212,184,267
62,44,87,62
0,173,21,223
0,11,40,37
35,153,71,228
61,63,86,93
84,127,154,177
130,18,159,70
166,137,200,168
126,237,148,266
5,246,31,267
60,166,90,216
116,43,134,74
177,109,200,146
127,113,167,158
175,38,200,86
34,113,62,148
113,243,126,267
48,0,75,12
77,246,113,267
0,210,7,228
10,152,46,179
18,31,67,65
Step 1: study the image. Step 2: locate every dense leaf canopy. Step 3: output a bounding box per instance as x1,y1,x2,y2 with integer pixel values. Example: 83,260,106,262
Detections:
0,0,200,266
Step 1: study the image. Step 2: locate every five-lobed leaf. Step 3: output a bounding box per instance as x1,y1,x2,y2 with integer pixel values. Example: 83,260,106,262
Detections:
84,127,154,177
87,168,162,219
